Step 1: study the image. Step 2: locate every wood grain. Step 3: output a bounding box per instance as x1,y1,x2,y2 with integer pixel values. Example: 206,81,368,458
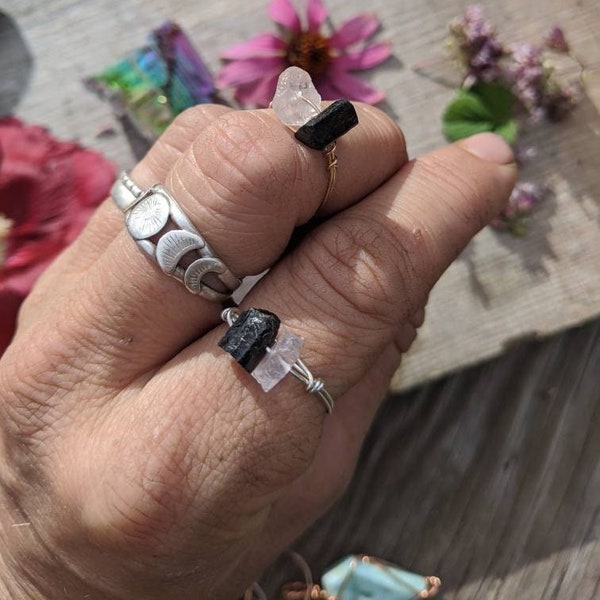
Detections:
262,318,600,599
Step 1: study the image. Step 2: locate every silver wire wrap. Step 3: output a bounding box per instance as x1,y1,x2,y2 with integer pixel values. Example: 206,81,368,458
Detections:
222,308,334,414
111,172,241,301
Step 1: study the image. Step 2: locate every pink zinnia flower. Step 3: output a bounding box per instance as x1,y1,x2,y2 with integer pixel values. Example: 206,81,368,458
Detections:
216,0,391,107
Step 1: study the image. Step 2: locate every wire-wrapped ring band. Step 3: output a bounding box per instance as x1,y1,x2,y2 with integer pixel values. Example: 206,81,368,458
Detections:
271,67,358,210
111,172,241,301
219,307,334,414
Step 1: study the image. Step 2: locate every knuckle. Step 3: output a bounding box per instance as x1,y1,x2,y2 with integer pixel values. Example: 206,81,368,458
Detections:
168,103,228,134
169,105,209,129
189,111,285,210
142,106,230,180
303,216,426,326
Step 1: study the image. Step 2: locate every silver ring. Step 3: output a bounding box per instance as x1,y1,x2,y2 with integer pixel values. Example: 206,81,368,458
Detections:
111,172,241,301
219,307,334,414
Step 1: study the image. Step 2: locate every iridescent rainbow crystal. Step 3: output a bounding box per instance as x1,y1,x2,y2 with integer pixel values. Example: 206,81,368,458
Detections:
86,22,221,140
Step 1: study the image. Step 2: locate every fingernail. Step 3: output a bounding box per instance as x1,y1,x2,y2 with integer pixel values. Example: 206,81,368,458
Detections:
460,132,515,165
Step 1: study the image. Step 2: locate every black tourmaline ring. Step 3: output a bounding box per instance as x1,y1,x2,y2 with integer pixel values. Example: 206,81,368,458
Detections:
271,66,359,209
218,307,334,414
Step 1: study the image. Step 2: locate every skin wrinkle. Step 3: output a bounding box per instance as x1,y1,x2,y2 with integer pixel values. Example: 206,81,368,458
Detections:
171,163,276,253
303,218,414,328
281,248,397,342
275,254,400,381
169,153,294,274
282,273,376,344
141,353,315,517
192,113,284,201
2,332,105,435
225,383,321,490
417,151,500,228
282,275,392,365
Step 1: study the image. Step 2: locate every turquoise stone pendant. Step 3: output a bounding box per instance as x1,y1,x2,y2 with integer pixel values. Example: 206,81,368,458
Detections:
321,555,441,599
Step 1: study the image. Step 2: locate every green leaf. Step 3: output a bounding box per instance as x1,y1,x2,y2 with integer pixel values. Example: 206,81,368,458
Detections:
442,83,519,144
442,119,495,142
472,82,515,122
444,89,494,123
494,119,519,144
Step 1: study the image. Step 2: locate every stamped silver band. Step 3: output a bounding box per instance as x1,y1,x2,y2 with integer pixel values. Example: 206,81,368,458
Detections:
111,172,241,301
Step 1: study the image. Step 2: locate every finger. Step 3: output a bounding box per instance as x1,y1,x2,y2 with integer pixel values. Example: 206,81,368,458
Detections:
238,133,515,399
19,105,233,328
147,133,517,507
27,103,407,385
215,341,406,598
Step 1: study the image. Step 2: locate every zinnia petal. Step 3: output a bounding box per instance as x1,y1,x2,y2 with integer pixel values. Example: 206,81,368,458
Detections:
324,69,385,104
334,41,392,71
313,79,339,101
306,0,328,32
220,33,287,59
328,14,380,50
268,0,301,33
216,57,285,88
234,72,281,108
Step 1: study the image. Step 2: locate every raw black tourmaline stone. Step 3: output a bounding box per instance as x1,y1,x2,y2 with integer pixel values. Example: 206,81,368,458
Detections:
294,99,359,150
218,308,281,372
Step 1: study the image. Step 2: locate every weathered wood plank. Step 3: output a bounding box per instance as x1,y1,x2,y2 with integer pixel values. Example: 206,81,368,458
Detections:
261,318,600,599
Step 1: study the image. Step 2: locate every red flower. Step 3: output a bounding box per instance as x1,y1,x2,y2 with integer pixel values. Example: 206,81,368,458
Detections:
0,117,115,354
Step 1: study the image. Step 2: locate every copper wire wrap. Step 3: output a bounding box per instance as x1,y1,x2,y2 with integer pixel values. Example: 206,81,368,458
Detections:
320,141,338,210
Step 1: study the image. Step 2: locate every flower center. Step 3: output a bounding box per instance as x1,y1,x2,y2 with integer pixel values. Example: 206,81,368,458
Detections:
286,32,332,77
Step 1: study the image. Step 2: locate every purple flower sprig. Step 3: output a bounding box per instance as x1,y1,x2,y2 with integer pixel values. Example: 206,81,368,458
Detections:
491,182,550,236
504,41,578,122
444,6,581,237
448,5,579,123
448,5,505,87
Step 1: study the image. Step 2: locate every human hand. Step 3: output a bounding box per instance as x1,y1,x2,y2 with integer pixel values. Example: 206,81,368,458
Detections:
0,103,516,599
